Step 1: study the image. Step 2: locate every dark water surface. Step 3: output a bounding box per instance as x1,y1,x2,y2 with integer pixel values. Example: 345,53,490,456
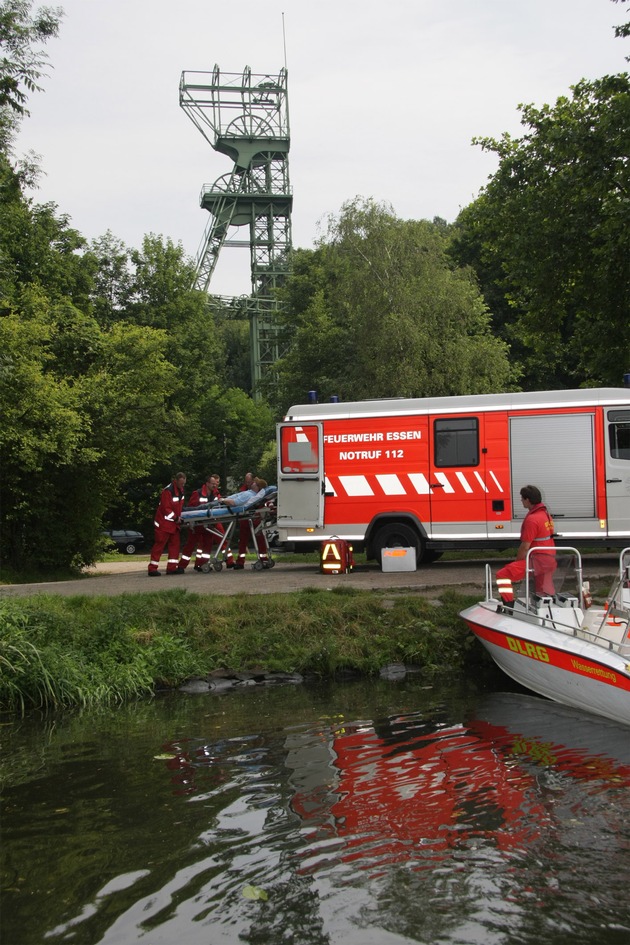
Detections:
3,677,630,945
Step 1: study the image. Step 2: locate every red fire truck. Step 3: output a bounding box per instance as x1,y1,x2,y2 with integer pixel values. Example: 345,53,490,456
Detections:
276,387,630,566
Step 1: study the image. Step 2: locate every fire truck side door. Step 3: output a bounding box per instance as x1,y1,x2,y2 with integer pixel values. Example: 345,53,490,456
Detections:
427,414,491,539
277,422,325,528
604,409,630,536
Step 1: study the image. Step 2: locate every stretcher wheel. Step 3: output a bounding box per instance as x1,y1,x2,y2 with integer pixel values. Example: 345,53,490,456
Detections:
202,564,211,574
264,560,275,569
213,561,223,572
253,560,264,571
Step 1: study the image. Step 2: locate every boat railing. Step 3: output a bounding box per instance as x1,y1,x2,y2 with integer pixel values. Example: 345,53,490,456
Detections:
484,547,583,615
570,547,630,654
484,562,493,602
485,546,630,657
524,546,583,612
619,547,630,586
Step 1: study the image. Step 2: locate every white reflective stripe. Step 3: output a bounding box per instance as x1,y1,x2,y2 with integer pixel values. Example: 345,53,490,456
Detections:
455,472,473,493
167,558,179,564
496,578,512,587
434,472,454,493
489,470,504,492
533,536,554,542
199,498,209,504
327,469,509,497
154,519,160,528
408,473,432,494
473,471,489,493
339,475,374,497
165,512,176,520
376,474,406,495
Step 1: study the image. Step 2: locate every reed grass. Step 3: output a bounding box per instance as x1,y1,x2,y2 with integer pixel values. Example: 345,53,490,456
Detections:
0,588,482,714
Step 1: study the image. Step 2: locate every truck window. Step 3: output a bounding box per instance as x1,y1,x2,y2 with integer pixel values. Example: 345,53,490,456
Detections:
434,417,479,467
279,424,320,474
608,410,630,461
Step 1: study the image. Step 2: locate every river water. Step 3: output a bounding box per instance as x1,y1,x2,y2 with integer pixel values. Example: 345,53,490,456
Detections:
3,675,630,945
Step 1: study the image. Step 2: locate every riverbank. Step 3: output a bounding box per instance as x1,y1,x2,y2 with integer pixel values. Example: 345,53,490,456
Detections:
1,553,621,715
0,585,484,714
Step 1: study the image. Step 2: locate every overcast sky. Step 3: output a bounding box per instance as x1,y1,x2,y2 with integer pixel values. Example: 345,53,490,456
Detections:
15,0,627,295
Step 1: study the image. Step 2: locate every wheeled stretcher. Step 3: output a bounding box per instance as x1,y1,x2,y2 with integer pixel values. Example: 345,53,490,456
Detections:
180,486,278,571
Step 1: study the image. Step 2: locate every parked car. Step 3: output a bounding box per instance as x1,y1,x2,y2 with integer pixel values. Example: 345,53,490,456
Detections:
102,529,146,555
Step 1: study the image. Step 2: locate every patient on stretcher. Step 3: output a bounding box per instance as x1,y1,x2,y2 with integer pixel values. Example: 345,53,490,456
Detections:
221,477,268,508
180,479,276,523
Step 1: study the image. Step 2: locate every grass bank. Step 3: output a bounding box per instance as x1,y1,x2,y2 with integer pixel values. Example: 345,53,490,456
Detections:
0,587,483,714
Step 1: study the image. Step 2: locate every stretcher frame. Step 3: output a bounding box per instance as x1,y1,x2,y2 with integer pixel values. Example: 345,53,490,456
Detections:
180,488,278,572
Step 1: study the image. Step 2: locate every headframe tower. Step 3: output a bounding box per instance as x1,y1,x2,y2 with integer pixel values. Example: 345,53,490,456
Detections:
179,65,293,394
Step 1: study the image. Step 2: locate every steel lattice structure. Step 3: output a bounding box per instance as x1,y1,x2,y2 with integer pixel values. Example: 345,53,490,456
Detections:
179,65,293,393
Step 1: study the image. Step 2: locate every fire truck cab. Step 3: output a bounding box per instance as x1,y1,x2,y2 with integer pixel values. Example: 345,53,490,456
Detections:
276,388,630,567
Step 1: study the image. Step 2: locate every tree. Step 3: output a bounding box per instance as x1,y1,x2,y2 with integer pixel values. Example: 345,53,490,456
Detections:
0,157,189,570
0,0,61,153
453,75,630,388
0,287,183,570
268,199,513,411
613,0,630,55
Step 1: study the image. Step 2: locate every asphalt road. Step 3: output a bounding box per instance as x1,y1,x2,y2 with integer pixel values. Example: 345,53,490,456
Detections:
0,553,621,599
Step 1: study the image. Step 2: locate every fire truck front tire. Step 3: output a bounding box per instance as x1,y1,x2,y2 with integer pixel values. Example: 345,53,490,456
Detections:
373,522,423,569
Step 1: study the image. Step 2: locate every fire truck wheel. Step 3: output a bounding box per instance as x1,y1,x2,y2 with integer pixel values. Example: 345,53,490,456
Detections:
374,522,422,568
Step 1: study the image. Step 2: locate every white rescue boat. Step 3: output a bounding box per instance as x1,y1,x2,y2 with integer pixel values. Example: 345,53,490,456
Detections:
460,548,630,727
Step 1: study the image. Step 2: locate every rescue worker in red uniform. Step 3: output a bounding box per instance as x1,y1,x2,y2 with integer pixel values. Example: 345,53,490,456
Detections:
148,473,187,576
496,484,556,605
178,474,235,571
235,471,254,569
233,472,269,568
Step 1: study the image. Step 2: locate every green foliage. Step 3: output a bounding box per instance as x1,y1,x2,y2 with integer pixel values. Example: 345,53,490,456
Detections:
268,199,514,410
0,0,61,122
0,589,483,714
454,74,630,389
613,0,630,55
0,280,183,568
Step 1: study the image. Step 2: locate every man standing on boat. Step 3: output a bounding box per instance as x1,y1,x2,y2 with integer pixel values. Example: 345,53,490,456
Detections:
496,485,557,605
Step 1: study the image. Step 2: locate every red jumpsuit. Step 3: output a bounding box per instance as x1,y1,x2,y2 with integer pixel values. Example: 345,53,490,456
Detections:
178,483,234,570
178,484,207,570
496,503,556,602
236,482,267,568
148,479,186,574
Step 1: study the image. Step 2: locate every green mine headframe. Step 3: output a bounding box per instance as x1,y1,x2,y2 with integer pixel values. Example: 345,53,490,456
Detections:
179,65,293,396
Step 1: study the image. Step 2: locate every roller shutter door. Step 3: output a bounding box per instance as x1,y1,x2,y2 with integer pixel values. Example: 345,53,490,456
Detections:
510,414,595,519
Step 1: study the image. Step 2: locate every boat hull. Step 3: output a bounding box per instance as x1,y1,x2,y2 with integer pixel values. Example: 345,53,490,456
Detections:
460,603,630,727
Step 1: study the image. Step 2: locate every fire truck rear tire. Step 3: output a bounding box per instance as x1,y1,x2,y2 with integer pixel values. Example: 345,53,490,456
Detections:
373,523,423,568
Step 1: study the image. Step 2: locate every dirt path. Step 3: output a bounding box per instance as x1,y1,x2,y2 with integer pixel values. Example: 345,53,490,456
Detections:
0,554,620,599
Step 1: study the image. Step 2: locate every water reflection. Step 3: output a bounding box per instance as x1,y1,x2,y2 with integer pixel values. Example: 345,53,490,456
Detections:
2,679,630,945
